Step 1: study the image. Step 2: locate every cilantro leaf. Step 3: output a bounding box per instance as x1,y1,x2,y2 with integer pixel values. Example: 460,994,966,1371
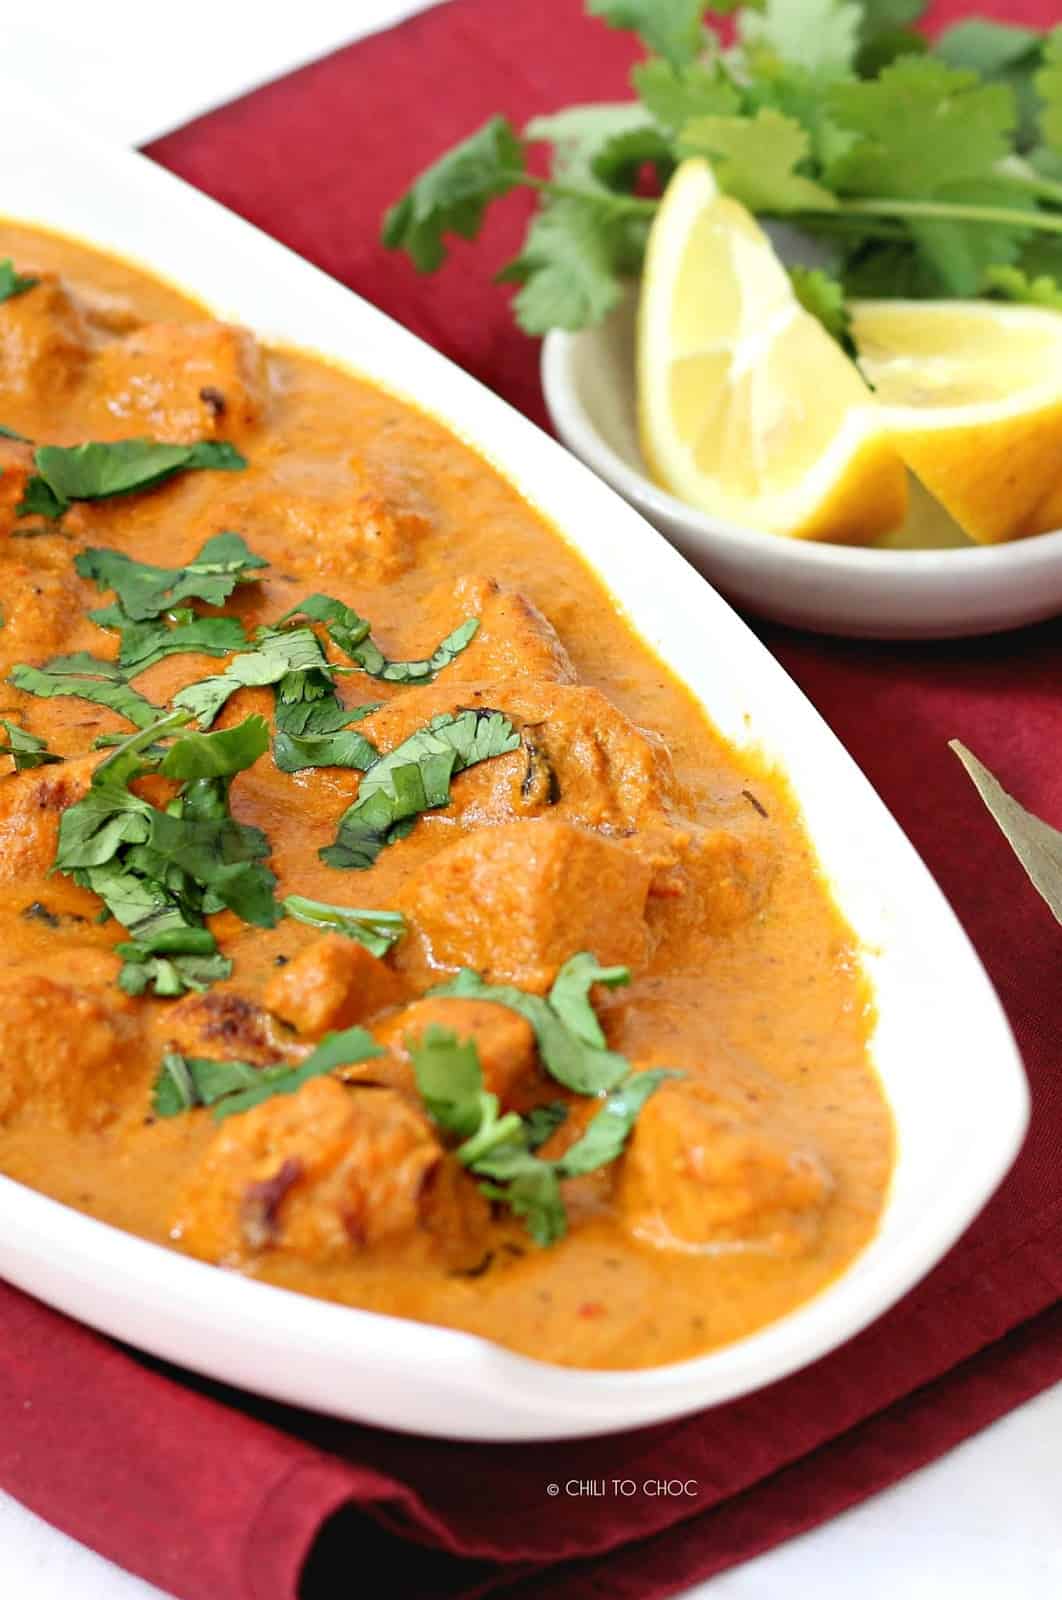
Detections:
283,592,481,684
936,19,1041,80
547,952,631,1048
586,0,715,69
497,199,633,335
272,726,379,774
678,109,838,213
631,58,740,135
826,57,1027,295
16,475,64,520
281,894,406,957
408,1022,674,1248
410,1025,509,1143
28,439,245,514
1037,27,1062,152
0,719,61,770
55,713,278,997
826,59,1017,198
407,1025,563,1243
172,625,328,727
432,962,629,1096
153,1025,383,1122
9,657,162,729
382,116,527,272
117,942,232,998
90,605,247,677
524,1101,569,1150
789,265,858,356
857,1,928,78
76,532,267,621
0,260,39,303
321,708,520,870
591,125,676,192
474,1144,568,1247
273,592,370,657
739,0,862,80
556,1069,677,1177
157,714,269,779
273,696,378,739
153,1052,263,1117
934,14,1043,146
527,103,659,188
912,179,1034,296
984,263,1062,308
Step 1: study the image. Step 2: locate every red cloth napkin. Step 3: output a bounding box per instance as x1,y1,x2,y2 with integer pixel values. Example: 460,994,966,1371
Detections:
3,2,1062,1597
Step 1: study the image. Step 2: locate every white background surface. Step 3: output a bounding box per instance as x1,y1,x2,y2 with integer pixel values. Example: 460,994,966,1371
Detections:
4,1,1059,1595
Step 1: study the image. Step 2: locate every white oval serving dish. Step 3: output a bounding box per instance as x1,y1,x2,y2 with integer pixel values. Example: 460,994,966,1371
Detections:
542,298,1062,640
0,86,1029,1441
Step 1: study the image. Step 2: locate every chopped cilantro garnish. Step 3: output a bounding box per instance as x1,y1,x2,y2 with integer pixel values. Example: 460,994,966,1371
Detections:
0,719,61,771
547,951,631,1047
408,1022,677,1246
0,260,38,304
19,439,246,522
9,656,162,729
431,954,631,1095
320,708,520,870
277,592,480,683
54,711,278,998
173,626,329,728
151,1024,383,1120
76,532,266,621
116,927,232,998
280,894,406,957
90,604,248,677
272,723,378,775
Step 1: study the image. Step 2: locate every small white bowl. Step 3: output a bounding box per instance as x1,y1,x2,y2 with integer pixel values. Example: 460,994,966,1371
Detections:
542,297,1062,640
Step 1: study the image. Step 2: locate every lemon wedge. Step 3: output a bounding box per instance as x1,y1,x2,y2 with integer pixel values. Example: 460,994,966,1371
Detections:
637,158,907,543
851,299,1062,544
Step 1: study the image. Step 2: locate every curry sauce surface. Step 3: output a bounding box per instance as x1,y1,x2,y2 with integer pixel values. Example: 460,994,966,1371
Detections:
0,223,892,1368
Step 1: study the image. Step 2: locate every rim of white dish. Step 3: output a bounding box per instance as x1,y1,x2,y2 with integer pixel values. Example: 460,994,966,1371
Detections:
541,329,1062,577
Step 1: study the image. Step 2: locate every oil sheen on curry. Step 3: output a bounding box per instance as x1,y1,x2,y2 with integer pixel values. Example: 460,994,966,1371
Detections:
0,223,892,1370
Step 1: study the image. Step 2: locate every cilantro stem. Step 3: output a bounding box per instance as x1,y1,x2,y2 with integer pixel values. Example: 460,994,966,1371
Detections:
94,707,193,777
457,1110,524,1167
522,174,658,216
830,198,1062,237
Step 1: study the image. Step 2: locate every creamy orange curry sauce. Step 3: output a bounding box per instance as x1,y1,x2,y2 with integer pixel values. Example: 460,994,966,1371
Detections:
0,223,892,1370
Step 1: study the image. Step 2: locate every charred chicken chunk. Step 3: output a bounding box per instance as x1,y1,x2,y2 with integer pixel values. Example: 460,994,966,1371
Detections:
173,1075,487,1267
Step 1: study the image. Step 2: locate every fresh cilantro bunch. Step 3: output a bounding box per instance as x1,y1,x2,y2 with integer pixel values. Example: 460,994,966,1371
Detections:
382,0,1062,340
